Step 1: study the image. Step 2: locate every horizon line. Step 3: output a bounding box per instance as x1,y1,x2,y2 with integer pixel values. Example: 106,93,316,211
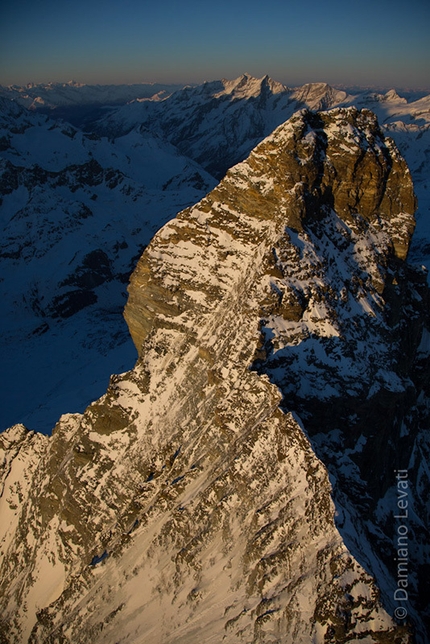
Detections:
1,75,430,94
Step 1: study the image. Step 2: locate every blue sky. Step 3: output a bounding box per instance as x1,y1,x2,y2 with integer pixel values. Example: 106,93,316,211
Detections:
1,0,429,89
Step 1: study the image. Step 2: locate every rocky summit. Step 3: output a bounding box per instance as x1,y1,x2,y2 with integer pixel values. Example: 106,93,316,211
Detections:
0,107,428,643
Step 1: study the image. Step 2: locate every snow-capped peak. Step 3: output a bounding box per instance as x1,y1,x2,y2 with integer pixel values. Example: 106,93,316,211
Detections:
218,73,288,98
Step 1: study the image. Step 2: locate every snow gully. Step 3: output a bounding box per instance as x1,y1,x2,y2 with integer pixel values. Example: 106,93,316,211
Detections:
393,469,409,621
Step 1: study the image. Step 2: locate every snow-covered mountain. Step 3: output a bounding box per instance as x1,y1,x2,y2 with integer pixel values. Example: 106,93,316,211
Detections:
90,74,430,276
0,96,216,433
0,81,185,128
1,74,429,441
0,77,429,640
1,106,427,643
92,74,351,178
0,80,186,109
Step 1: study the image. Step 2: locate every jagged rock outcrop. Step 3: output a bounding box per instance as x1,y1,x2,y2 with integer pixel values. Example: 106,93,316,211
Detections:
0,107,427,643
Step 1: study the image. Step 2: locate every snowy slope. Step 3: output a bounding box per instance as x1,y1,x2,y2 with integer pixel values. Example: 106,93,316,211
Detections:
0,98,217,433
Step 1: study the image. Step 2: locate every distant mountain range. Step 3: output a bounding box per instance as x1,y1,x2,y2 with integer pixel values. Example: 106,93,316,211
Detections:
0,81,185,130
0,80,186,106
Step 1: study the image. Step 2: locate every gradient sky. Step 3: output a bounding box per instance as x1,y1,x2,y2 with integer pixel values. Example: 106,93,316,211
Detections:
1,0,429,89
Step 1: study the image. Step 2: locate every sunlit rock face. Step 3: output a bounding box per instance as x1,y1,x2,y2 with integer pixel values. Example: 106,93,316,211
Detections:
0,107,425,643
125,108,416,352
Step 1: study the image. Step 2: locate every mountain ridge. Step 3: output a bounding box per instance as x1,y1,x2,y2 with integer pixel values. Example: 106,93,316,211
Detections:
1,106,427,642
1,72,429,440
